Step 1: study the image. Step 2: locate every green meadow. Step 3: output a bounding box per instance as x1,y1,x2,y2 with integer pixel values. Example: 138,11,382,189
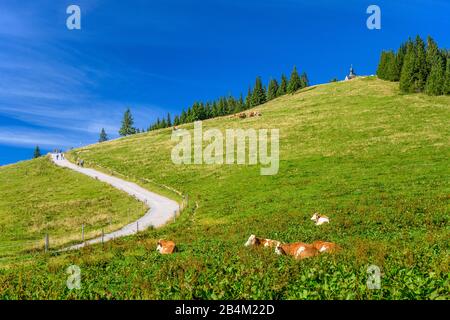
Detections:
0,77,449,299
0,157,146,264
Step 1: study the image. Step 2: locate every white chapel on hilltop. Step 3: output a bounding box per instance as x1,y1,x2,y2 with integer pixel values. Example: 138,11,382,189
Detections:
345,65,357,81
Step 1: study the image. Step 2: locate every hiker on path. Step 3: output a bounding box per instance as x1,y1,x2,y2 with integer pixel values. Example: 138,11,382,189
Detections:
56,154,59,160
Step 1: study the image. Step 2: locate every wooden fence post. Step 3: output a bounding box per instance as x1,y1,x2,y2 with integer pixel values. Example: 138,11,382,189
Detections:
136,221,139,232
82,224,85,242
101,229,104,244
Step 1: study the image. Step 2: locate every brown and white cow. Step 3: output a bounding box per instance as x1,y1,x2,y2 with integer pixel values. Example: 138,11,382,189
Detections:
156,239,177,254
311,212,330,226
275,242,319,260
245,234,281,248
311,240,340,253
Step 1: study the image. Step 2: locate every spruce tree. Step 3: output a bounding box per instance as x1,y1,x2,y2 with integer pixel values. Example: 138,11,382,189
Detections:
414,35,428,92
267,79,279,100
400,42,417,93
277,74,288,96
33,145,41,158
180,110,187,124
444,57,450,95
251,77,266,106
426,36,440,73
287,66,302,94
385,51,399,81
377,51,388,79
245,87,252,109
205,103,213,119
425,55,445,96
167,113,172,127
119,108,136,136
99,128,108,142
238,93,244,111
173,115,180,126
394,42,408,81
301,72,309,88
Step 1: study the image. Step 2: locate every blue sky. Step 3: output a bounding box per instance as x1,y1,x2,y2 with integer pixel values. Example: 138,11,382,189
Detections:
0,0,448,165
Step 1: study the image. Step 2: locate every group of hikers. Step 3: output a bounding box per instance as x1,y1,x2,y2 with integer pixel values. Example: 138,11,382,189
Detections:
76,159,85,167
55,153,65,161
53,150,84,167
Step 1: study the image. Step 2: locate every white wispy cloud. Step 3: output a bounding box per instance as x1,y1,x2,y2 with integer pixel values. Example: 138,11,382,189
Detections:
0,126,80,148
0,1,180,155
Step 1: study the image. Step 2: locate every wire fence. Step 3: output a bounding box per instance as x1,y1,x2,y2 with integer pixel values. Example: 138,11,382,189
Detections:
0,157,192,265
0,193,190,264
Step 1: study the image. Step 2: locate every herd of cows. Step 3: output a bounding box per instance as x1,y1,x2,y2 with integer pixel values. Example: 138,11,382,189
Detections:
231,110,262,119
156,212,339,260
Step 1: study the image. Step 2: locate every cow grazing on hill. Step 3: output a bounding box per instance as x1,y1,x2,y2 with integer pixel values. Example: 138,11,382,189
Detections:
156,239,177,254
311,241,340,253
245,235,281,248
275,242,319,260
247,111,262,118
311,212,330,225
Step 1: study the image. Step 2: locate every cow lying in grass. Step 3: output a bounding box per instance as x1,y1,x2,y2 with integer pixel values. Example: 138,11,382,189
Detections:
311,212,330,225
156,239,177,254
275,241,339,260
275,242,318,260
311,240,340,253
245,234,281,248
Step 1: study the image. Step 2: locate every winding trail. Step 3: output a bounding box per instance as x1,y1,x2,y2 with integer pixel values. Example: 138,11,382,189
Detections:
50,154,180,251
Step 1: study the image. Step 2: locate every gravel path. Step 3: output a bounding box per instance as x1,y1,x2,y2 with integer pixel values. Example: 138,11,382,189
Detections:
50,153,179,251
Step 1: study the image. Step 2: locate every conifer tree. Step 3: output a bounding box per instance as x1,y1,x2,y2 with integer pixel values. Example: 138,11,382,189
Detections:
99,128,108,142
251,77,266,106
173,115,180,126
426,36,440,73
277,74,288,96
238,93,244,111
287,66,302,94
180,110,187,124
33,145,41,158
444,57,450,95
167,113,172,127
394,42,408,80
205,103,213,119
377,51,388,79
385,51,399,81
300,72,309,88
245,87,253,108
425,55,445,96
400,42,417,93
119,108,136,136
267,79,279,100
414,36,428,92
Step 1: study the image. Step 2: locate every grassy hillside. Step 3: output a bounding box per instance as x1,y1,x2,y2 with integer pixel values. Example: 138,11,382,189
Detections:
0,157,146,264
0,77,448,299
